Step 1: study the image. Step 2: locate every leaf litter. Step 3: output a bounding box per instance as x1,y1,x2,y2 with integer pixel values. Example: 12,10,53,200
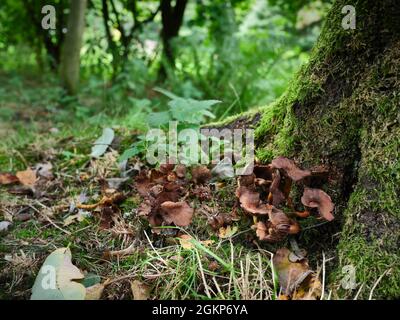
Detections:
0,128,336,301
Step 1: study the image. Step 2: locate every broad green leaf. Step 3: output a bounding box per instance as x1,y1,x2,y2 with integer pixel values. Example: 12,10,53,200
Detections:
90,128,115,158
147,111,171,127
153,87,180,100
119,146,141,162
169,98,220,124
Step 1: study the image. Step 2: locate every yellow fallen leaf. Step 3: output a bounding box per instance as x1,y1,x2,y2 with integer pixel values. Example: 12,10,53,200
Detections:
178,235,214,250
16,168,37,187
85,283,105,300
131,280,150,300
273,247,321,299
179,234,194,249
218,225,238,239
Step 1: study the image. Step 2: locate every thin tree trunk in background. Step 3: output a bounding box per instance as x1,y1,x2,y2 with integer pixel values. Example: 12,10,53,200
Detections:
60,0,87,95
159,0,188,79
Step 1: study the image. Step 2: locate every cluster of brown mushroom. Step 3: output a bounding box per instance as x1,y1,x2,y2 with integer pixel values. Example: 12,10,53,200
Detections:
135,163,213,231
235,157,334,242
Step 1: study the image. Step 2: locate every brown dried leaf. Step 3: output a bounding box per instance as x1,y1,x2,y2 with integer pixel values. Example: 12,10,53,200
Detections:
85,283,105,300
0,173,19,185
271,157,311,182
273,248,313,296
131,280,150,300
16,168,37,187
218,225,238,238
192,185,212,201
301,187,334,221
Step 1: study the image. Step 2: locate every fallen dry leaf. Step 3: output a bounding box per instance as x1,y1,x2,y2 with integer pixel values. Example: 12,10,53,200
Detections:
273,248,316,297
0,173,19,185
131,280,150,300
218,225,238,238
178,234,213,249
85,283,105,300
16,168,37,187
31,248,86,300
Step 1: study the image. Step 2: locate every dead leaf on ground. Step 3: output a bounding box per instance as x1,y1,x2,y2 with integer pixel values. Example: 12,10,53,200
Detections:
178,234,214,249
0,173,19,185
273,247,321,299
16,168,37,187
85,283,105,300
218,225,238,238
131,280,150,300
31,248,86,300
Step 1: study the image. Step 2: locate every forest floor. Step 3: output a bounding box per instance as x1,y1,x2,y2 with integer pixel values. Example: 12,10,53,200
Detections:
0,74,368,300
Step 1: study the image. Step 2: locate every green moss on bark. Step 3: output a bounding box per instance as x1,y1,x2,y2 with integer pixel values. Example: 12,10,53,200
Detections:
252,0,400,298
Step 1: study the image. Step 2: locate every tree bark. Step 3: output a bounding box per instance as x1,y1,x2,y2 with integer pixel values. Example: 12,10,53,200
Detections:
60,0,87,95
159,0,188,78
218,0,400,299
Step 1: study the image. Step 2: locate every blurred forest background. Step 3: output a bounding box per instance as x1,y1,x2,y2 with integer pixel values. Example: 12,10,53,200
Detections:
0,0,330,132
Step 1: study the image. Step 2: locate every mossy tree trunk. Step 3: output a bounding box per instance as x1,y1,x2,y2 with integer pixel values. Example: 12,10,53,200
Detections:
60,0,87,95
225,0,400,298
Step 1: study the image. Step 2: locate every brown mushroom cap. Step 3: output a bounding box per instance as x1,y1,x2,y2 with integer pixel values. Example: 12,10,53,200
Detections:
269,169,286,206
253,164,273,180
175,164,186,178
254,221,268,240
301,187,334,221
267,206,289,229
271,157,311,182
235,186,270,214
160,201,194,226
191,166,212,184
